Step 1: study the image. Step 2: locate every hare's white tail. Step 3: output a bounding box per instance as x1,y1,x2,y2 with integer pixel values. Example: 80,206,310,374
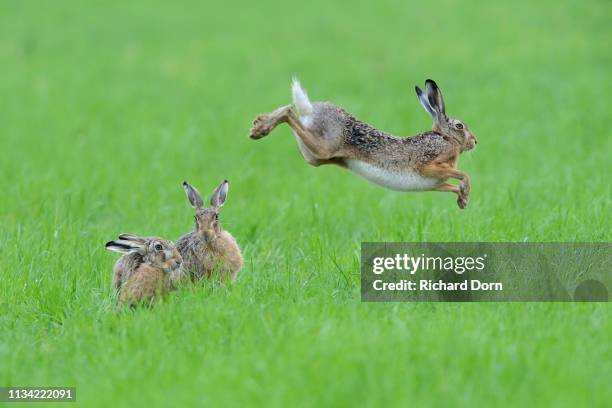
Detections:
291,78,313,117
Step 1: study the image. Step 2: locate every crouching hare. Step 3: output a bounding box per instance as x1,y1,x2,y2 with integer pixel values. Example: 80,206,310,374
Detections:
105,234,184,306
249,79,477,209
176,180,243,282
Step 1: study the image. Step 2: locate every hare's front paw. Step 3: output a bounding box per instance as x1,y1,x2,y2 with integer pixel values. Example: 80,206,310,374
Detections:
457,178,470,209
457,193,469,209
249,114,274,139
460,179,470,197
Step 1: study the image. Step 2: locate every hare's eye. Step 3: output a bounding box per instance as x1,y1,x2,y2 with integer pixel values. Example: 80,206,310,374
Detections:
455,123,464,130
214,214,219,221
154,243,163,251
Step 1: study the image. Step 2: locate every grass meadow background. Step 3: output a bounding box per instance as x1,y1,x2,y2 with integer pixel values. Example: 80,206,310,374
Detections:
1,0,610,406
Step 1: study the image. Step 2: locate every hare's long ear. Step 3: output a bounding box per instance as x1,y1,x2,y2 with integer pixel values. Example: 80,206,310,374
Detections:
425,79,447,119
210,179,229,209
118,233,147,243
105,240,142,254
415,85,436,118
183,181,204,209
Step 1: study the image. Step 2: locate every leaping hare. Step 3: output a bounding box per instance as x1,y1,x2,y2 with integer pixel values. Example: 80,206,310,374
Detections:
105,234,184,306
176,180,243,282
249,79,477,208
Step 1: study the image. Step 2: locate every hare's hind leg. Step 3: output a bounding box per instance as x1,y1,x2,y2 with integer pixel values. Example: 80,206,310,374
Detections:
293,136,344,167
250,105,337,161
249,105,292,139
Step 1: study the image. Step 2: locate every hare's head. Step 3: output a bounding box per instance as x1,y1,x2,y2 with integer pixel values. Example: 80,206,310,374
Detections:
183,180,229,242
415,79,477,151
105,234,183,272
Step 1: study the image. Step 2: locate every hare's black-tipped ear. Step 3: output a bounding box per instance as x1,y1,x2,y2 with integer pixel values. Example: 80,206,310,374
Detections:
105,240,139,254
210,179,229,208
118,233,146,243
183,181,204,209
416,85,436,117
425,79,446,118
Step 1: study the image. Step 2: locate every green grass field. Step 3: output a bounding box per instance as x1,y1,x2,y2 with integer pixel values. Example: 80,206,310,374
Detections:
1,0,610,406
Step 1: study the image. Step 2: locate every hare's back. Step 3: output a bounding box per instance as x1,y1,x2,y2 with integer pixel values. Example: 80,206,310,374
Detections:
305,102,350,139
119,264,166,304
113,252,143,290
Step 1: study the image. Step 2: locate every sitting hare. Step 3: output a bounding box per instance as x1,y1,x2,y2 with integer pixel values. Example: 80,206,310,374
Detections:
249,79,477,208
176,180,243,282
105,234,184,306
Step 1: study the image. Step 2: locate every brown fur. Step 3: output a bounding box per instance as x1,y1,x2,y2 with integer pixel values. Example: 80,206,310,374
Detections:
249,79,477,208
106,235,184,306
177,230,243,281
119,263,177,306
112,252,141,291
176,181,243,282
